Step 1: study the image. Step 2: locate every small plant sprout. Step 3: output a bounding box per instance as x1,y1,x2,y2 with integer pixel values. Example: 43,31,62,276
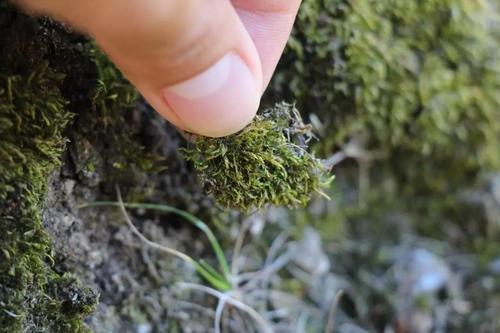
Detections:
80,188,232,291
81,191,274,332
82,190,333,332
182,102,334,212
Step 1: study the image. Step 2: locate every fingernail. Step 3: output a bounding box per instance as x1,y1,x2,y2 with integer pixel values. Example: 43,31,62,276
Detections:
162,52,261,137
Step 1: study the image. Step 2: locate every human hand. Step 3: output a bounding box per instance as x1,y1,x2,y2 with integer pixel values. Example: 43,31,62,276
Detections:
16,0,302,137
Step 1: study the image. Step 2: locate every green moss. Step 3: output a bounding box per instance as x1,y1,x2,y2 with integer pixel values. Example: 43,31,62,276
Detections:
0,4,98,331
267,0,350,132
0,23,162,332
182,103,333,212
0,63,96,331
273,0,500,189
341,0,500,162
75,46,165,186
32,274,98,333
0,8,170,330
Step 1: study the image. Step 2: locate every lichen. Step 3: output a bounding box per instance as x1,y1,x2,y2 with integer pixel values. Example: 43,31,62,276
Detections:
182,103,333,212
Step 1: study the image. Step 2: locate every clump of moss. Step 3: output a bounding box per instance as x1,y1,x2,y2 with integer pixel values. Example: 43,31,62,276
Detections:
182,103,333,212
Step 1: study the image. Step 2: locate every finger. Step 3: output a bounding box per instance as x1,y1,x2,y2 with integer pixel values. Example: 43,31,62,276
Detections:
232,0,302,89
17,0,263,138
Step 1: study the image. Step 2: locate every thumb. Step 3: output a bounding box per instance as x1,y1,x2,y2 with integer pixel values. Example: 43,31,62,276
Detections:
17,0,263,137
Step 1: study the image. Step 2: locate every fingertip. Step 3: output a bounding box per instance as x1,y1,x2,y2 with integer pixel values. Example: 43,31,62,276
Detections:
162,52,261,137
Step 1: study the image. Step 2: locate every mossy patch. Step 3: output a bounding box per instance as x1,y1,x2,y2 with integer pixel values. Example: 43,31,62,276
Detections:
0,5,98,331
268,0,500,239
182,103,333,212
273,0,500,189
0,62,96,332
339,0,500,170
0,3,182,330
66,45,167,193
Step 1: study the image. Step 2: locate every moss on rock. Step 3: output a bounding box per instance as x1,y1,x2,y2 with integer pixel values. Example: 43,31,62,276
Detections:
1,0,499,330
0,60,95,333
272,0,500,186
0,3,185,331
86,47,165,180
269,0,500,228
340,0,500,173
0,4,98,331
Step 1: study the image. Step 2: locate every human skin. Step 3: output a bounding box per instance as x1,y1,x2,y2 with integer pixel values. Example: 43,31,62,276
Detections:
15,0,302,137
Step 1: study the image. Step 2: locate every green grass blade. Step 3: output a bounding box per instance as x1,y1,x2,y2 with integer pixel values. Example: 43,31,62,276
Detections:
80,201,232,282
192,262,231,292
